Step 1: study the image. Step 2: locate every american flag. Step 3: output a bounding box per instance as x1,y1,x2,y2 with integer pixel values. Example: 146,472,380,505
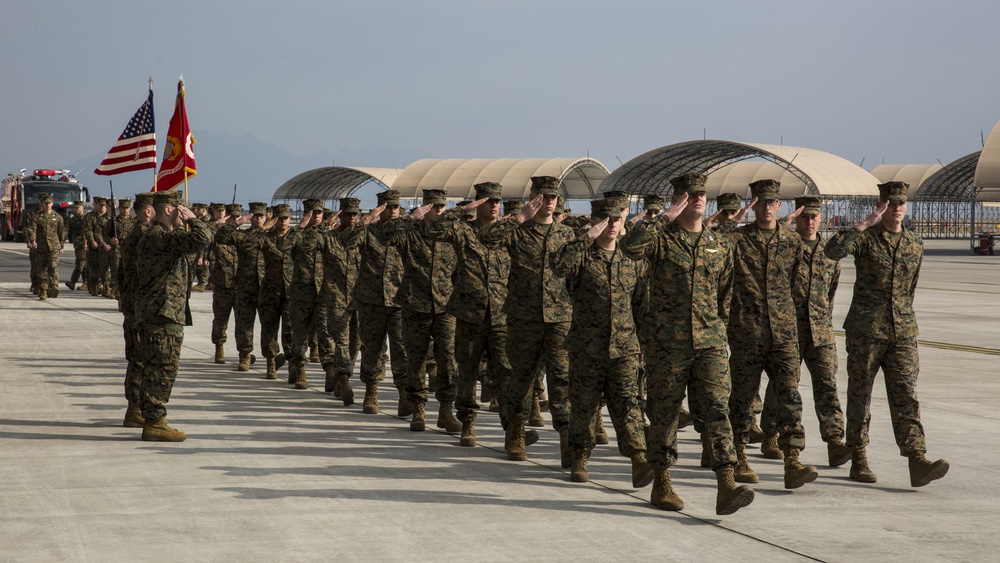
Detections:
94,90,156,176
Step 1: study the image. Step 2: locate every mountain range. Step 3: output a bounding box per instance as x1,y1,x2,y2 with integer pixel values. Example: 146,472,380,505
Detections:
67,131,429,208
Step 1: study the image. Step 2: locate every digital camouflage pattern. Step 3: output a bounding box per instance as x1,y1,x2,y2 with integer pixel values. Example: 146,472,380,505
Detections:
259,227,295,361
554,235,646,457
317,225,365,375
210,218,239,346
725,221,807,451
118,221,150,407
84,209,111,292
216,223,269,356
67,211,88,286
619,219,737,471
286,223,330,374
24,210,64,292
825,224,927,456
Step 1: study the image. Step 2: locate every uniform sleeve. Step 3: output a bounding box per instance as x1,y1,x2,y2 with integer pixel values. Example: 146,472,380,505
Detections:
619,220,660,261
477,218,518,248
828,259,841,316
551,234,591,278
377,217,412,246
57,215,65,249
425,208,464,240
823,228,864,260
717,243,734,326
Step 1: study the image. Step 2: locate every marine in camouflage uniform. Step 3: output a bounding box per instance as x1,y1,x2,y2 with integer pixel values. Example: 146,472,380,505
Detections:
319,198,365,403
215,202,272,371
620,173,753,515
780,196,851,467
426,182,514,446
118,192,156,427
355,189,411,412
190,203,211,290
723,179,818,490
24,193,65,300
555,198,652,488
259,204,296,378
106,198,135,299
66,201,88,290
210,203,241,362
285,199,330,389
380,189,461,432
84,197,111,296
133,191,211,441
824,181,948,487
479,176,576,465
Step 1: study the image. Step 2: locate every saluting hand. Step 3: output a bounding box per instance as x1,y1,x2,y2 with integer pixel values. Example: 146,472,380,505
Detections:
783,205,805,227
664,193,689,223
518,194,543,224
586,217,609,240
410,204,433,221
363,203,386,225
857,200,889,232
733,197,757,223
462,198,488,212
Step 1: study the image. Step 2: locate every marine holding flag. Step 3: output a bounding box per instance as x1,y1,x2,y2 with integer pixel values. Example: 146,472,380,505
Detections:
153,77,197,195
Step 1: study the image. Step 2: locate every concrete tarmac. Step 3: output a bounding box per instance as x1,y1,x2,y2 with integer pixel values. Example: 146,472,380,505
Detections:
0,240,997,561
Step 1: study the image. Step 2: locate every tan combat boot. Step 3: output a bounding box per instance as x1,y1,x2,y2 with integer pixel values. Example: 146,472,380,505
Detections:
715,464,755,516
102,285,113,299
437,401,462,432
700,433,712,469
362,383,379,414
761,432,783,459
570,451,589,482
783,447,819,489
192,283,206,292
908,453,949,487
748,420,765,444
677,406,693,430
558,427,572,468
594,416,609,445
631,450,654,488
650,468,684,511
214,344,225,364
735,443,760,484
460,419,476,447
409,401,426,431
850,446,878,483
827,438,852,467
38,288,48,301
528,394,545,427
397,389,414,417
309,348,320,364
294,365,308,389
265,358,277,380
337,374,354,406
80,280,88,292
237,354,251,372
141,419,187,442
505,423,527,461
324,364,337,393
488,397,500,412
123,404,145,428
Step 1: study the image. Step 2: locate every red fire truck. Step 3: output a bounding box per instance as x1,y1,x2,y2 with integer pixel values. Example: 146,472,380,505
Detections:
1,169,90,241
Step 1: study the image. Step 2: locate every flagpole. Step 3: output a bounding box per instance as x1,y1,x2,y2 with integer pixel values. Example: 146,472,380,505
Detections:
179,75,189,205
149,76,157,193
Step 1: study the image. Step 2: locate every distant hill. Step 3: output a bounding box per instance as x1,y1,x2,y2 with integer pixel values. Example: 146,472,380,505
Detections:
67,131,428,208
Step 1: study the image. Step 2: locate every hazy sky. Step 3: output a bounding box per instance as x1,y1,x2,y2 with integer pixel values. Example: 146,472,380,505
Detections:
3,0,999,182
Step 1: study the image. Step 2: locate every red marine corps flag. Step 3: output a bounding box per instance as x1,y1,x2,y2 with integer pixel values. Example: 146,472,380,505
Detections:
94,87,157,175
152,76,197,194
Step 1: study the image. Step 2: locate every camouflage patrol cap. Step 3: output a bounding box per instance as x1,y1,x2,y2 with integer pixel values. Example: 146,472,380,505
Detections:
669,173,708,195
794,196,823,215
118,198,132,208
877,181,908,202
602,190,630,210
529,176,560,195
339,197,361,213
227,203,244,215
377,189,401,206
134,193,155,207
210,202,226,212
299,199,322,212
190,202,207,210
643,194,665,211
503,199,524,216
717,192,742,211
554,196,567,215
474,181,503,200
322,207,334,219
249,201,268,215
422,189,448,206
72,200,85,207
93,196,106,205
590,198,623,219
749,179,781,201
273,204,292,218
37,192,53,202
153,191,182,206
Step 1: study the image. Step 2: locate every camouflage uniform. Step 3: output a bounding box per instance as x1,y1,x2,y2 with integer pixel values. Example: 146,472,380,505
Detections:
118,195,153,410
620,215,737,471
215,217,267,359
824,223,927,456
319,201,365,384
725,215,807,451
210,205,241,348
259,213,295,363
479,198,576,432
768,231,845,443
427,196,513,424
84,204,111,294
24,202,65,294
554,227,647,459
66,206,89,287
107,206,135,295
380,196,458,405
286,203,329,383
134,197,211,423
355,191,409,392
